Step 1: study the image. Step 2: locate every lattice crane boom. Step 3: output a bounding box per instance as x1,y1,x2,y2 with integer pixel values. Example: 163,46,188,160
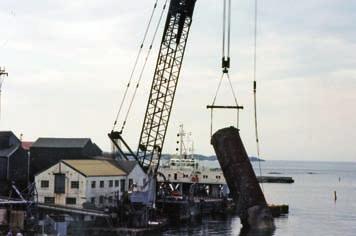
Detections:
109,0,197,175
137,0,197,173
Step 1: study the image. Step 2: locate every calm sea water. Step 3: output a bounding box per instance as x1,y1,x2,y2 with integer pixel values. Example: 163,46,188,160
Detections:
154,160,356,236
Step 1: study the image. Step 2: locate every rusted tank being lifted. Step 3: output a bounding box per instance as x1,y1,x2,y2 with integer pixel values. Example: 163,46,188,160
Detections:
211,126,274,230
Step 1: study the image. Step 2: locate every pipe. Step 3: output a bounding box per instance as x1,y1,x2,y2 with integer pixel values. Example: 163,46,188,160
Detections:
211,126,274,230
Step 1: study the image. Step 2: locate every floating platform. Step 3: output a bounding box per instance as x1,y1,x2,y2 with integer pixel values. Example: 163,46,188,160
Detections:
269,204,289,217
156,197,234,222
257,176,294,184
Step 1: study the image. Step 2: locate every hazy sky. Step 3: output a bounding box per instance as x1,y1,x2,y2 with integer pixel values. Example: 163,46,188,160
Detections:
1,0,355,162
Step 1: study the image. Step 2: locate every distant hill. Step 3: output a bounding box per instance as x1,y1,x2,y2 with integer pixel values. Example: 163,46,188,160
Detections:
108,152,265,162
161,154,265,162
249,156,265,162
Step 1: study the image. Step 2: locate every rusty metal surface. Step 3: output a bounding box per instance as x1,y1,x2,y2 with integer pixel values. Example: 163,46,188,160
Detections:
211,126,273,228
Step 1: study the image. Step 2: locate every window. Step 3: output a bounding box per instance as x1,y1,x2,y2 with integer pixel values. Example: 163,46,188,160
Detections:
100,181,104,188
71,181,79,189
41,180,49,188
54,174,65,194
120,179,125,192
99,196,104,204
91,181,96,188
115,180,119,187
91,197,95,204
109,180,113,187
66,197,76,205
44,197,55,204
129,179,133,189
174,173,177,180
108,196,113,203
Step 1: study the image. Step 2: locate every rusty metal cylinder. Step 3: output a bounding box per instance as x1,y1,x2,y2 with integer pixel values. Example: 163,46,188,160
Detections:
211,126,274,229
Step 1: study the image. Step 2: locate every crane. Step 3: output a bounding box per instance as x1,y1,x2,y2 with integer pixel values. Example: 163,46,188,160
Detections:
107,1,269,228
109,0,197,176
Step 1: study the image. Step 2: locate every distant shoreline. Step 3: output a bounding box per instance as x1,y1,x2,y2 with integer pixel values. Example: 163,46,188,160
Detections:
160,154,265,162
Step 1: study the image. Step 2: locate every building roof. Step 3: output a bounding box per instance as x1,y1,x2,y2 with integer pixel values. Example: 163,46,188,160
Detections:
115,160,137,174
92,156,139,174
0,145,19,158
0,131,15,138
62,160,126,177
32,138,91,148
21,141,34,151
0,131,21,158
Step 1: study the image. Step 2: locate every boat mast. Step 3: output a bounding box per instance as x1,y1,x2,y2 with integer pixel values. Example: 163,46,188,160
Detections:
0,67,8,119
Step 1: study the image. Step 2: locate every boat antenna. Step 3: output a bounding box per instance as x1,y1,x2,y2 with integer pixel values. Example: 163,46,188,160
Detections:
0,67,8,119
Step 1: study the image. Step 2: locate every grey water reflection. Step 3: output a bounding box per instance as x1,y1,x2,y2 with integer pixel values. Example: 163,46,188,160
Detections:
239,227,275,236
155,161,356,236
157,215,276,236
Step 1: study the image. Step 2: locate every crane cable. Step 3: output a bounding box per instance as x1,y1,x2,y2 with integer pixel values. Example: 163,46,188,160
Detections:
210,74,224,136
0,11,16,50
253,0,264,191
222,0,226,61
227,0,231,59
221,0,231,62
112,0,160,131
210,0,240,136
120,0,169,133
209,73,239,136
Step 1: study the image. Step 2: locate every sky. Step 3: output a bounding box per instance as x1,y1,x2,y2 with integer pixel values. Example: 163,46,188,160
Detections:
0,0,355,162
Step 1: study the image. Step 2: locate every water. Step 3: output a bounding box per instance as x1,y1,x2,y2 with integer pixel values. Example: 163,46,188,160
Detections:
154,161,356,236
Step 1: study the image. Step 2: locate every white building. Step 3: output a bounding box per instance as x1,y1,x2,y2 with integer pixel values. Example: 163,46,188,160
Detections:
115,160,148,192
35,159,147,209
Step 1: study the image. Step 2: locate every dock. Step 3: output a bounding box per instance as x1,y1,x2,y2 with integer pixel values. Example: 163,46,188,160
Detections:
269,204,289,217
156,197,234,222
257,176,294,183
